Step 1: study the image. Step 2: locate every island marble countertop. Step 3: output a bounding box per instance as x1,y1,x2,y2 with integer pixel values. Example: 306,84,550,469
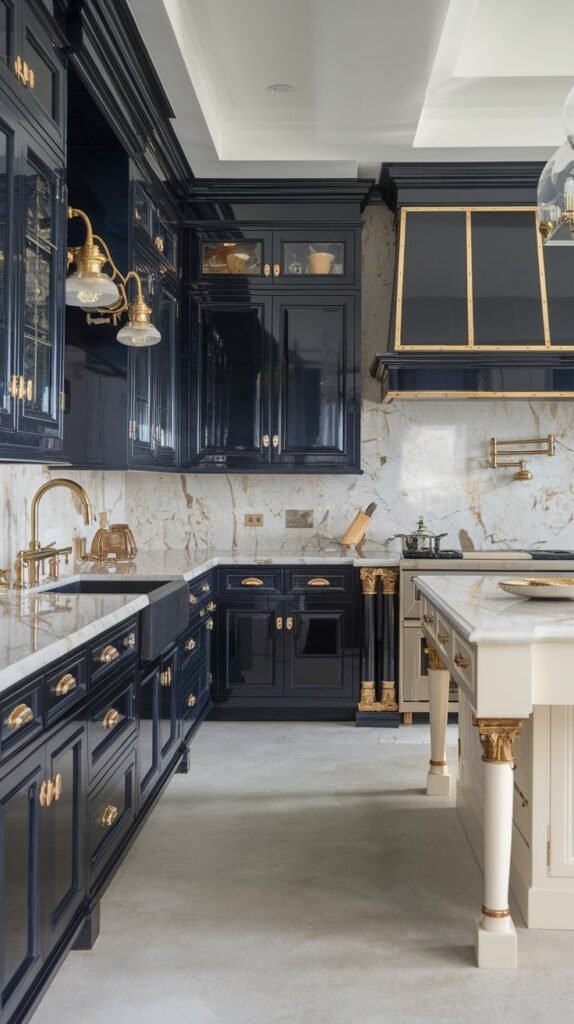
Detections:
0,547,399,692
416,573,574,645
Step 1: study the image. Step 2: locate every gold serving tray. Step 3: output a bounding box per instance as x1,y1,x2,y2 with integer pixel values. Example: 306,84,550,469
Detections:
498,578,574,600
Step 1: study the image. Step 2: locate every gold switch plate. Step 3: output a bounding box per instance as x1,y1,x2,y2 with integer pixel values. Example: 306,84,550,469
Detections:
244,513,263,527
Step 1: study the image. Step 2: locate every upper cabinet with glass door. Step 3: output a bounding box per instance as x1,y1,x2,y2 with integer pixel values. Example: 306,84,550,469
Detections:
0,0,66,155
193,229,272,283
192,228,356,286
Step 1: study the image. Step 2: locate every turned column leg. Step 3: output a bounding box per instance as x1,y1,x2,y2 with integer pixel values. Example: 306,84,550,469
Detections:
474,717,523,969
426,646,451,796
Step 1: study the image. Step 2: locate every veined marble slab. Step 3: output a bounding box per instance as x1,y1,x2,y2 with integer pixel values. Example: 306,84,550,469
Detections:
416,573,574,644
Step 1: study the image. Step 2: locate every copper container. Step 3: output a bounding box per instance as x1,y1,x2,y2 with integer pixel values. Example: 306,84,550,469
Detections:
89,524,137,563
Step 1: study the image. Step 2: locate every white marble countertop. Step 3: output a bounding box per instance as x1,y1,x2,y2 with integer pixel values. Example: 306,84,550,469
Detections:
416,573,574,645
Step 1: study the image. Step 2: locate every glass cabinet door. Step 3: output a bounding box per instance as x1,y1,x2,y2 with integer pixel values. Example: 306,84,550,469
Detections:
195,229,272,282
153,280,177,465
128,256,155,456
0,112,15,432
17,133,63,437
20,0,65,148
273,229,356,285
272,294,356,467
0,0,15,86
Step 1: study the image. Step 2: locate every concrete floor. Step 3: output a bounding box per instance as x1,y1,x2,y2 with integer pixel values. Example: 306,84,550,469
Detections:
34,722,574,1024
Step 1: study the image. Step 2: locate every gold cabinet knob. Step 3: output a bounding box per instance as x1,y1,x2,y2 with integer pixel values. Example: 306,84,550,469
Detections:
54,773,63,802
272,435,279,448
262,434,270,448
199,607,206,618
39,779,48,807
55,672,77,697
437,633,449,644
454,653,469,669
264,263,271,277
206,618,214,631
273,263,280,277
423,613,435,625
241,577,264,586
99,644,119,664
286,616,293,631
100,804,118,828
201,582,211,593
185,637,197,652
189,592,198,605
187,693,197,708
102,708,120,730
123,631,136,649
276,616,283,630
39,777,56,807
207,601,216,612
7,703,34,730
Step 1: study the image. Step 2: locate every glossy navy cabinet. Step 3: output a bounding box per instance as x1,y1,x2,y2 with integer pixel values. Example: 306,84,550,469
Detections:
137,643,180,807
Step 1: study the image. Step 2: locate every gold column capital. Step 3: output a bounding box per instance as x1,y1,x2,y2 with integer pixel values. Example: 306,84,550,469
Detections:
360,567,379,595
381,567,399,595
425,646,446,671
474,717,523,765
358,681,376,710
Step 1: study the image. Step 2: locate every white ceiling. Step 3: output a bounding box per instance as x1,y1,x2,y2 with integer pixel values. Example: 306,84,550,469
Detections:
128,0,574,179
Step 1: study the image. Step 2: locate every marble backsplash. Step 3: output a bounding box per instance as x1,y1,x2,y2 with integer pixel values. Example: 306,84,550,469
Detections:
2,203,574,572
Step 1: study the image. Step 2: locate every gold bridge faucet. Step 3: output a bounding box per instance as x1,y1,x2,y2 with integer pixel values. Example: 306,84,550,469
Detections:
15,478,95,588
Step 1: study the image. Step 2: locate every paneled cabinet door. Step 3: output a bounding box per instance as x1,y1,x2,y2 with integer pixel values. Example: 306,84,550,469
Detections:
0,746,45,1019
190,296,272,468
272,229,356,286
271,294,357,467
138,663,161,804
159,647,179,767
44,721,87,952
16,125,65,440
282,602,355,701
218,599,283,700
0,105,17,435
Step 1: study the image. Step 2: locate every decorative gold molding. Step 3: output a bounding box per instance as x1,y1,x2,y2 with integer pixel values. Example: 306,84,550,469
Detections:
359,566,399,595
383,390,574,402
359,567,379,596
380,680,398,711
474,717,523,764
358,681,377,710
425,646,447,671
382,568,399,595
430,758,447,767
481,905,511,919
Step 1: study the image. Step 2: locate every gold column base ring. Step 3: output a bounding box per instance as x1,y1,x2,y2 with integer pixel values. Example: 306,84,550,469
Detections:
481,905,511,919
429,758,447,767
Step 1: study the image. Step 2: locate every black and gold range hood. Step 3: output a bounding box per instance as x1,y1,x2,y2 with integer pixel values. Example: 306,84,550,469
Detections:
372,163,574,401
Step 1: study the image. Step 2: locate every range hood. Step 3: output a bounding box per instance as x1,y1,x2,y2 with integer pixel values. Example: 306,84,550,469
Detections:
372,162,574,401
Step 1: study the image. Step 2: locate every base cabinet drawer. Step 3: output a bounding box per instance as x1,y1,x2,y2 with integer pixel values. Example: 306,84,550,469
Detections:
87,665,137,784
46,651,88,725
88,747,136,887
90,620,138,688
0,678,43,762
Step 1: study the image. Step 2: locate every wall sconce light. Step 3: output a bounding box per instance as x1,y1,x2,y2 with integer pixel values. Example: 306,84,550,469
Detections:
66,207,161,348
490,435,555,481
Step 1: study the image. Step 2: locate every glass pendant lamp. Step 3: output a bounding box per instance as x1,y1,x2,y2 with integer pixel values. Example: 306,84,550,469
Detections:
537,85,574,245
66,207,120,306
116,272,161,347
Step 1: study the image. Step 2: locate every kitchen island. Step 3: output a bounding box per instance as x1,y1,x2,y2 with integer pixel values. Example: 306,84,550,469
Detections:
417,573,574,968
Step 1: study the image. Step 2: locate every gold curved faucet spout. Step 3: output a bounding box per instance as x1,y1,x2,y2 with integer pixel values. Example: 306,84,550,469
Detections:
30,478,95,551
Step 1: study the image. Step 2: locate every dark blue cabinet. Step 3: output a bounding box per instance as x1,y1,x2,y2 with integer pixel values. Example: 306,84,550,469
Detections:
137,643,180,807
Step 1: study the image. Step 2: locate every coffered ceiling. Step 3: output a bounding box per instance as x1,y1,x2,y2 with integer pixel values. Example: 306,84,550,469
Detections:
128,0,574,178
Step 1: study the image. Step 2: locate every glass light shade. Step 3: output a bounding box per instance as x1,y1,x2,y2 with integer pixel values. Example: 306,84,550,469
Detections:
537,84,574,245
116,319,161,347
66,271,120,307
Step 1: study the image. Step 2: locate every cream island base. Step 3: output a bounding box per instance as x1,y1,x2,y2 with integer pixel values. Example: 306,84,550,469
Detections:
416,573,574,968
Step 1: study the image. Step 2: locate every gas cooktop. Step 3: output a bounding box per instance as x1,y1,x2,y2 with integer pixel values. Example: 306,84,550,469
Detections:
401,549,574,561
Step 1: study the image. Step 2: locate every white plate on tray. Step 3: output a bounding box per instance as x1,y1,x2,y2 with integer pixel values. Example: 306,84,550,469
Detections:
498,578,574,599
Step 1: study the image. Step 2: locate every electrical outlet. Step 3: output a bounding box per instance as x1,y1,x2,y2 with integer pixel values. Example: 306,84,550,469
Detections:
244,513,263,527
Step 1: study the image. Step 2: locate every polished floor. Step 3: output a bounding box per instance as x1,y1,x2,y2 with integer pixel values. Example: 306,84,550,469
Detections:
34,722,574,1024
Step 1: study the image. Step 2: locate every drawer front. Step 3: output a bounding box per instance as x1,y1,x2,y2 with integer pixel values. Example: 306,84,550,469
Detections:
0,679,43,760
219,569,282,596
188,573,214,611
180,618,206,675
90,619,138,687
45,650,88,725
88,746,136,886
285,569,353,596
87,666,137,783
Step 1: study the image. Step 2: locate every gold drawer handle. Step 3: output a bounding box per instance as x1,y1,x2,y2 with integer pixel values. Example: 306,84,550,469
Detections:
55,672,77,697
189,592,198,605
207,601,216,612
207,618,215,631
99,644,119,665
264,263,271,277
273,263,280,277
7,703,34,730
308,578,330,587
100,804,119,828
272,434,279,448
286,616,293,631
187,693,197,708
241,577,264,586
437,633,449,644
123,632,136,649
454,653,469,669
54,773,63,802
423,613,435,625
102,708,120,730
276,616,283,631
199,607,206,618
185,638,197,652
39,778,55,807
262,434,270,448
160,666,173,687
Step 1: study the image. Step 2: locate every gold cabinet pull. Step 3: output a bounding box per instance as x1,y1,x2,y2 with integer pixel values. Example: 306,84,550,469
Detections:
308,578,330,587
207,600,216,612
24,379,33,401
99,644,119,665
7,703,34,730
454,653,469,669
100,804,118,828
55,672,77,697
189,592,198,605
185,637,197,652
199,607,206,618
437,633,449,644
273,263,280,277
54,774,63,802
154,235,165,253
264,263,271,277
8,374,20,398
272,434,279,448
276,616,283,630
201,582,211,593
39,778,56,808
262,434,270,448
123,631,136,649
286,616,293,630
207,618,214,631
39,780,48,807
241,577,264,586
187,693,197,708
423,613,435,625
160,666,172,687
102,708,120,730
